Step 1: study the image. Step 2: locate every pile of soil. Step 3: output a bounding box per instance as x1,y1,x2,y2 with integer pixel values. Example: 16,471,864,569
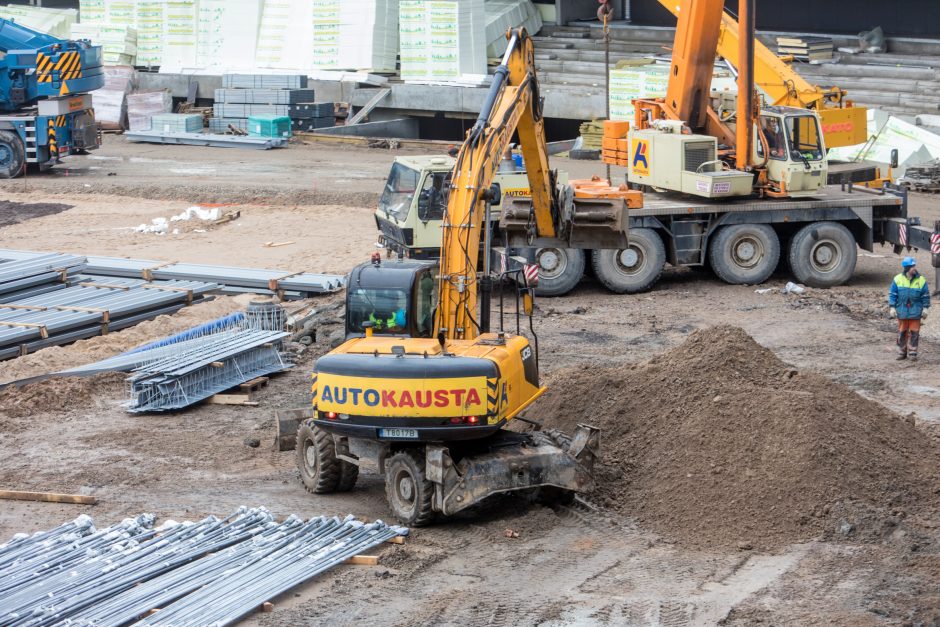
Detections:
0,372,126,421
0,200,72,228
528,326,940,551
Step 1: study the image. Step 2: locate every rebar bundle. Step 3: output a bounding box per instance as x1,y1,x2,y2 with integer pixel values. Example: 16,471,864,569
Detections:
0,509,407,626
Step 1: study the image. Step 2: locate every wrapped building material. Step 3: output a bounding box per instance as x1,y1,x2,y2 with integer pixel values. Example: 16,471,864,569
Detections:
312,0,399,72
127,90,173,132
248,115,292,138
222,74,308,89
255,0,313,71
0,5,78,38
93,65,138,130
162,0,198,71
79,0,107,24
151,113,204,133
136,0,165,66
400,0,487,84
71,22,138,65
214,88,316,104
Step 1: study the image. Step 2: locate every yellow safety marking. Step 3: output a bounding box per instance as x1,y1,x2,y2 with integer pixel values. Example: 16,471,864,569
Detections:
62,53,82,80
48,119,57,156
59,80,69,96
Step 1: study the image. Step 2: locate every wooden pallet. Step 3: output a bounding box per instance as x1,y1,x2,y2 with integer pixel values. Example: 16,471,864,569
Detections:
239,376,269,394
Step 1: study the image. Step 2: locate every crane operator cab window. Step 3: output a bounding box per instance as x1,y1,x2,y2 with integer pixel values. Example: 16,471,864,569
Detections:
784,114,824,162
379,163,420,221
417,171,451,222
758,116,788,160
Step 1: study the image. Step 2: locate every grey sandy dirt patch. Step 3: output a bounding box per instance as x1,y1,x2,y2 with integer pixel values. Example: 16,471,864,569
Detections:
0,200,72,228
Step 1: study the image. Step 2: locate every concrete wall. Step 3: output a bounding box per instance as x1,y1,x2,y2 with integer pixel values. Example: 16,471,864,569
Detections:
314,118,419,139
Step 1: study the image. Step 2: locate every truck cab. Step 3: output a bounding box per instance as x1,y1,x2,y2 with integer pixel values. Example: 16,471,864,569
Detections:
374,155,536,259
754,106,827,197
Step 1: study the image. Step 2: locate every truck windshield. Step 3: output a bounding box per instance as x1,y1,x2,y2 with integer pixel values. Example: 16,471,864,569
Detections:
785,115,824,161
378,163,419,221
347,287,409,334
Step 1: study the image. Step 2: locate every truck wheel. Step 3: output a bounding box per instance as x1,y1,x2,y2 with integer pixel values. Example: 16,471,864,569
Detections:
296,421,341,494
533,247,585,296
384,450,435,526
788,221,857,288
708,224,780,285
0,131,25,179
336,459,359,492
591,228,665,293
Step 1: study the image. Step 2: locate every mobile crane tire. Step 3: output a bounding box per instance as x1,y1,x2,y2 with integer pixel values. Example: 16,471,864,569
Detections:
708,224,780,286
591,228,666,293
788,221,857,288
296,421,342,494
385,449,435,526
0,131,25,179
533,247,585,296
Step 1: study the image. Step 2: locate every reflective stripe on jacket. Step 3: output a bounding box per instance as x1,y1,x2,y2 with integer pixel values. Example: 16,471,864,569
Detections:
888,272,930,320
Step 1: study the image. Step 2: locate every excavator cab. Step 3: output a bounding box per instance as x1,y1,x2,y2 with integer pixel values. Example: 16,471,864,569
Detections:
755,107,827,197
344,258,437,340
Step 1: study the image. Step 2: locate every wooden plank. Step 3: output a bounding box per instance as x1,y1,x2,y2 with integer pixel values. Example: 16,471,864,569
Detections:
0,490,96,505
346,88,391,125
387,535,405,545
262,602,274,613
345,555,379,566
206,394,258,406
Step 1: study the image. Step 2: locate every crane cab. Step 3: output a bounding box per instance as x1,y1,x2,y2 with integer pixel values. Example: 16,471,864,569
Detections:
753,107,827,197
344,258,438,341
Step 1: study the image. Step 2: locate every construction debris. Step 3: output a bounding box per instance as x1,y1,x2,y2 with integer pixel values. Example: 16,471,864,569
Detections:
0,490,96,505
899,158,940,193
0,508,407,625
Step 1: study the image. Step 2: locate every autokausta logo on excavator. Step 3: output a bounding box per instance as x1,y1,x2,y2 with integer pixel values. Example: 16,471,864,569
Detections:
315,374,489,417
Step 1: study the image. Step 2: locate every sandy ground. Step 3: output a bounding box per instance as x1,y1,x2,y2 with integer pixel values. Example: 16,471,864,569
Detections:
1,140,939,625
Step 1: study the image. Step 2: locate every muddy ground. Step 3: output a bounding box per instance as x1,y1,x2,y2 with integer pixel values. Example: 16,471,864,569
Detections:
0,137,939,626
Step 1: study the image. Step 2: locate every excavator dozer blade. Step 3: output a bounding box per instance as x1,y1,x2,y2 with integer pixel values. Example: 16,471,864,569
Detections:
427,424,601,516
501,197,629,249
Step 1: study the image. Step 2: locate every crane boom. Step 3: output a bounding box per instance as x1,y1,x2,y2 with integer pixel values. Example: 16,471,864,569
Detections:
655,0,867,147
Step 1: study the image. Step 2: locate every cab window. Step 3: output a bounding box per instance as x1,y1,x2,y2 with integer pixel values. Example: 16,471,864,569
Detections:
785,115,824,161
417,172,450,222
347,288,409,335
378,163,420,221
414,272,438,337
757,116,787,161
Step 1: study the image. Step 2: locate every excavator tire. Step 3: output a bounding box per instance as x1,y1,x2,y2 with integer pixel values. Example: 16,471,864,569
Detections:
708,224,780,285
336,458,360,492
384,449,435,526
591,228,665,293
0,131,25,179
296,420,341,494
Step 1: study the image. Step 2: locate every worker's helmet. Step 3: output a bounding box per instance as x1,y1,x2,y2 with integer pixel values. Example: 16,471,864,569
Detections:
901,256,916,268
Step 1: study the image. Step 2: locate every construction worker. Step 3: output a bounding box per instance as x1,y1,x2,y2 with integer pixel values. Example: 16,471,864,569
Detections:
888,256,931,361
369,294,407,332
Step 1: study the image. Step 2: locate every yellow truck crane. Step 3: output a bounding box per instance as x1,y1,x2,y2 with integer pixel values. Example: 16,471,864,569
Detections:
296,29,626,525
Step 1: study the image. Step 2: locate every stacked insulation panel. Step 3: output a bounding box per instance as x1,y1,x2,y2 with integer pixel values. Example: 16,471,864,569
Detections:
400,0,487,84
0,5,77,38
609,63,736,121
92,65,138,130
135,0,165,66
211,77,333,134
312,0,399,72
151,113,204,133
127,91,174,131
71,22,138,65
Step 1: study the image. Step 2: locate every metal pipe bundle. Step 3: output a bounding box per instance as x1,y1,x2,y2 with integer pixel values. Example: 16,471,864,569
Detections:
0,509,407,626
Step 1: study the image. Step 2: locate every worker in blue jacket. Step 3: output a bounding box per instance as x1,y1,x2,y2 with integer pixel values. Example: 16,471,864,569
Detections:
888,256,931,361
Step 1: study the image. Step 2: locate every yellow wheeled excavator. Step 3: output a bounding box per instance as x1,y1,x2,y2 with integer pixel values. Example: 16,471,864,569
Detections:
296,28,629,525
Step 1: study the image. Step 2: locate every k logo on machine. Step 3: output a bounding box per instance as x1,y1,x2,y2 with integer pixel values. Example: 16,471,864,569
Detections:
631,139,650,176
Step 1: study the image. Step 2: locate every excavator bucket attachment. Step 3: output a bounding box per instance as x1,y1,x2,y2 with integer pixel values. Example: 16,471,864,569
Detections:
426,424,601,515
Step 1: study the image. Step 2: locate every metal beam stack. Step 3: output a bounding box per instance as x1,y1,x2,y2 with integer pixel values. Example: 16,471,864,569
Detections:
0,508,407,625
0,262,215,359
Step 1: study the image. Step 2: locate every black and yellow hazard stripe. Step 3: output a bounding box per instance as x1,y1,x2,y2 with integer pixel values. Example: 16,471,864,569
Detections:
47,119,57,159
36,52,53,83
55,115,66,127
57,51,83,80
486,377,499,418
311,373,319,402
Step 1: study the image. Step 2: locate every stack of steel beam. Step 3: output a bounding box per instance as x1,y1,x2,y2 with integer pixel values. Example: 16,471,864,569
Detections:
124,302,292,412
0,249,345,299
0,253,86,302
124,130,289,150
0,508,406,626
0,275,218,361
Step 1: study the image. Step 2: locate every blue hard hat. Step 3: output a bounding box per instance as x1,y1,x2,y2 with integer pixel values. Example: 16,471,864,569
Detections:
901,256,916,268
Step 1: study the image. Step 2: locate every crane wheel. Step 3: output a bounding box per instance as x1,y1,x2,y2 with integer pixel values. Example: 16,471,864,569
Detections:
591,228,665,293
0,131,26,179
708,224,780,285
296,421,342,494
788,221,857,288
384,449,435,526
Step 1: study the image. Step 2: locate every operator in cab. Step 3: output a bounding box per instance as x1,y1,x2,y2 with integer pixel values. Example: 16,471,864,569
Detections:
368,293,408,332
762,117,786,158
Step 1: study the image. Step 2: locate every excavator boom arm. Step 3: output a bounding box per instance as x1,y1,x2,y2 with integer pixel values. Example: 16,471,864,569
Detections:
435,29,556,341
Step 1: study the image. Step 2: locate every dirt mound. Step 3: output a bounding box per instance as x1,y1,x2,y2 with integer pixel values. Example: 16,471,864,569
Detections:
528,326,940,551
0,373,126,420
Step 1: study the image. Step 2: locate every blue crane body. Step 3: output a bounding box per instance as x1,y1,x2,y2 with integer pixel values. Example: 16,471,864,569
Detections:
0,18,104,177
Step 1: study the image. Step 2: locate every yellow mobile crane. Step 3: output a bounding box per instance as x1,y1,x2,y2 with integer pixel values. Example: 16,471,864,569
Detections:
296,29,625,525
